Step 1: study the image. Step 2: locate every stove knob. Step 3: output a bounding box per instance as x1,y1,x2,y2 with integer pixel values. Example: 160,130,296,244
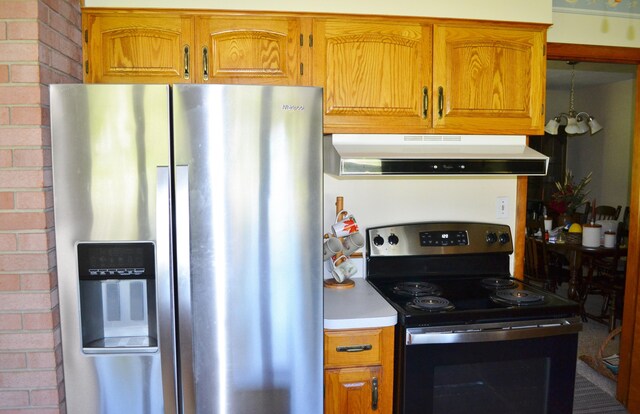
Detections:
499,233,511,245
486,232,498,244
373,235,385,246
388,234,399,245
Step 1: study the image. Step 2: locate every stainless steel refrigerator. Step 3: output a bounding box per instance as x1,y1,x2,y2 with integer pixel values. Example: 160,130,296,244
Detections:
50,84,323,414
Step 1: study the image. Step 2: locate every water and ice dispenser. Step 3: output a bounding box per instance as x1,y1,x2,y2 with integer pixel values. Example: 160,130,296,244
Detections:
77,242,158,352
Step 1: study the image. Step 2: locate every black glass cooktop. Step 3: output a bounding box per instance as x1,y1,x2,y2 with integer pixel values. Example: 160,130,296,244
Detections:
368,276,580,327
365,222,580,327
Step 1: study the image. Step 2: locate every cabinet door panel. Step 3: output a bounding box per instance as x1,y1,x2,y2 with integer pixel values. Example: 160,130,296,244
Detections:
196,17,303,85
325,367,383,414
84,13,193,83
314,19,431,133
433,24,545,134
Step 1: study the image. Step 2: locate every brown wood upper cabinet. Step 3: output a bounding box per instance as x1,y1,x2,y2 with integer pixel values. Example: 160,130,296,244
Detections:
313,18,432,133
314,19,546,134
432,23,546,135
83,12,194,84
195,16,308,85
83,10,547,134
83,11,309,85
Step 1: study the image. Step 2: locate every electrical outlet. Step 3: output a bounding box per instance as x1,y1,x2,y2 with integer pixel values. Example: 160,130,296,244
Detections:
496,197,508,219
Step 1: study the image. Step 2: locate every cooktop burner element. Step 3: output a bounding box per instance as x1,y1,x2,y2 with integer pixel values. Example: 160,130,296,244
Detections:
481,277,517,289
491,289,545,306
409,296,454,312
393,281,441,297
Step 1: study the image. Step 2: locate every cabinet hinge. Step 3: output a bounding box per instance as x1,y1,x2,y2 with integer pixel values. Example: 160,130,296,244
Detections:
85,60,89,74
309,34,313,47
84,29,88,43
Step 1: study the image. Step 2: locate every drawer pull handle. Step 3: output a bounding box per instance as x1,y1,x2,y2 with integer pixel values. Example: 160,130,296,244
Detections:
336,344,372,353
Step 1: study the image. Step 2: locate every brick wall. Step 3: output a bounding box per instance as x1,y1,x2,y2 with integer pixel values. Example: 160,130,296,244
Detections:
0,0,81,412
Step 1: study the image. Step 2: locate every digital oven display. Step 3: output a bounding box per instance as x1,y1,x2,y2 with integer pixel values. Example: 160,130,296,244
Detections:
419,230,469,247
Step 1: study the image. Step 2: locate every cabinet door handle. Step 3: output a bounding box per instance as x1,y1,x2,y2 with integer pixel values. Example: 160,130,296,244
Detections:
336,344,372,352
371,377,379,410
183,45,190,80
202,46,209,81
438,86,444,119
422,86,429,119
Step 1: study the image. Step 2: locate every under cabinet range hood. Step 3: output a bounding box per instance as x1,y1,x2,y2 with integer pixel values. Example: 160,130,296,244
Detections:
324,134,549,176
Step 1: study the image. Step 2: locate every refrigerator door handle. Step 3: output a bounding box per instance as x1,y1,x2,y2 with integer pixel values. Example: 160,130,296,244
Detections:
156,166,179,414
175,165,196,413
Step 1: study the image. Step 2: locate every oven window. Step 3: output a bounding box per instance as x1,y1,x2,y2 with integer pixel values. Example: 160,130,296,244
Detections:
433,358,549,414
401,334,578,414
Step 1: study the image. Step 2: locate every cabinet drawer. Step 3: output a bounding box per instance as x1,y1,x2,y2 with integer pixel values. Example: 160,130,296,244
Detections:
325,329,383,367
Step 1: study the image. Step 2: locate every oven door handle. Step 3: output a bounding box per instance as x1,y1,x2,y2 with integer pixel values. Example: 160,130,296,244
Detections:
406,318,582,345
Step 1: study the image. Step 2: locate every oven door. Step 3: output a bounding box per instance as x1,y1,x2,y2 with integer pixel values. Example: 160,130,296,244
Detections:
398,318,581,414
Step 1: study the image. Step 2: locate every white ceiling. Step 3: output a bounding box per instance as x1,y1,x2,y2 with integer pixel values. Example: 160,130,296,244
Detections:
546,60,637,90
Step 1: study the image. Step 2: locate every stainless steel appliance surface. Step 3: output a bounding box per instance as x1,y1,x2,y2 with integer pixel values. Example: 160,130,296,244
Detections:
50,84,324,414
365,222,582,414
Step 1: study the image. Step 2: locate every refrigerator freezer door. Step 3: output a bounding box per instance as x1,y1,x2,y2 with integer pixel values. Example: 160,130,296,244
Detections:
172,85,324,414
51,84,175,413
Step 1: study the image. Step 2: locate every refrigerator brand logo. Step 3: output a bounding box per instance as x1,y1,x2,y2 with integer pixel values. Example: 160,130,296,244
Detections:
282,104,305,111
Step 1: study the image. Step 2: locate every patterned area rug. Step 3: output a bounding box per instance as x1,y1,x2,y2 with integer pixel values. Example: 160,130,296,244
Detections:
573,373,628,413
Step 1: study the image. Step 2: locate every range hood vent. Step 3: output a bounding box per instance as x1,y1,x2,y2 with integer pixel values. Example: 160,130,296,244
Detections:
324,134,549,176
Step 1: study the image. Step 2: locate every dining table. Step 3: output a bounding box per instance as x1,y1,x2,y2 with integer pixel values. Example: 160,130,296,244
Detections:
545,239,626,306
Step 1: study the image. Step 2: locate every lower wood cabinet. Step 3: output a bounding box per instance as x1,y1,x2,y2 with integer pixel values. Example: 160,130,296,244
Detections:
324,326,394,414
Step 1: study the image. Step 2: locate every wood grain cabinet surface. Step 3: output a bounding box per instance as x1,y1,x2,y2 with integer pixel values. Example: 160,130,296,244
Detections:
312,18,432,133
83,12,194,83
195,16,309,85
83,11,310,85
82,10,547,134
432,23,546,134
324,326,394,414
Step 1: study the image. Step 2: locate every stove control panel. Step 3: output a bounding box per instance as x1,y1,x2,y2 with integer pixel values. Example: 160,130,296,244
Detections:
367,222,513,257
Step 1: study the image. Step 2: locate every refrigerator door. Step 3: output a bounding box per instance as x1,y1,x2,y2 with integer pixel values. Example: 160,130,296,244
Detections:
51,84,176,413
172,85,323,414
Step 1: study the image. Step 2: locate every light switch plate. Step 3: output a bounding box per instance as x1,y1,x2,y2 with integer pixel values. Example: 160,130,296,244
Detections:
496,197,508,219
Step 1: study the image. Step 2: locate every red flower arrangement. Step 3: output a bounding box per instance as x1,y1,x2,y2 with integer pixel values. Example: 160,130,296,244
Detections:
549,171,592,215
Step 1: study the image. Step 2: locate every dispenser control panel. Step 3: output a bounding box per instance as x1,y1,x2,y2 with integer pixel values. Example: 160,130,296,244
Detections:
77,242,155,279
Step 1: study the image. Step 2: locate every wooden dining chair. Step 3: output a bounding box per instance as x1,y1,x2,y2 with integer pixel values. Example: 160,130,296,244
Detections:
581,247,627,332
617,206,630,246
593,205,622,221
572,202,591,225
523,218,568,293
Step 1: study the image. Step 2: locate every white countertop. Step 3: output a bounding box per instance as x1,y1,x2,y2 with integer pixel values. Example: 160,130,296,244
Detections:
324,278,397,330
